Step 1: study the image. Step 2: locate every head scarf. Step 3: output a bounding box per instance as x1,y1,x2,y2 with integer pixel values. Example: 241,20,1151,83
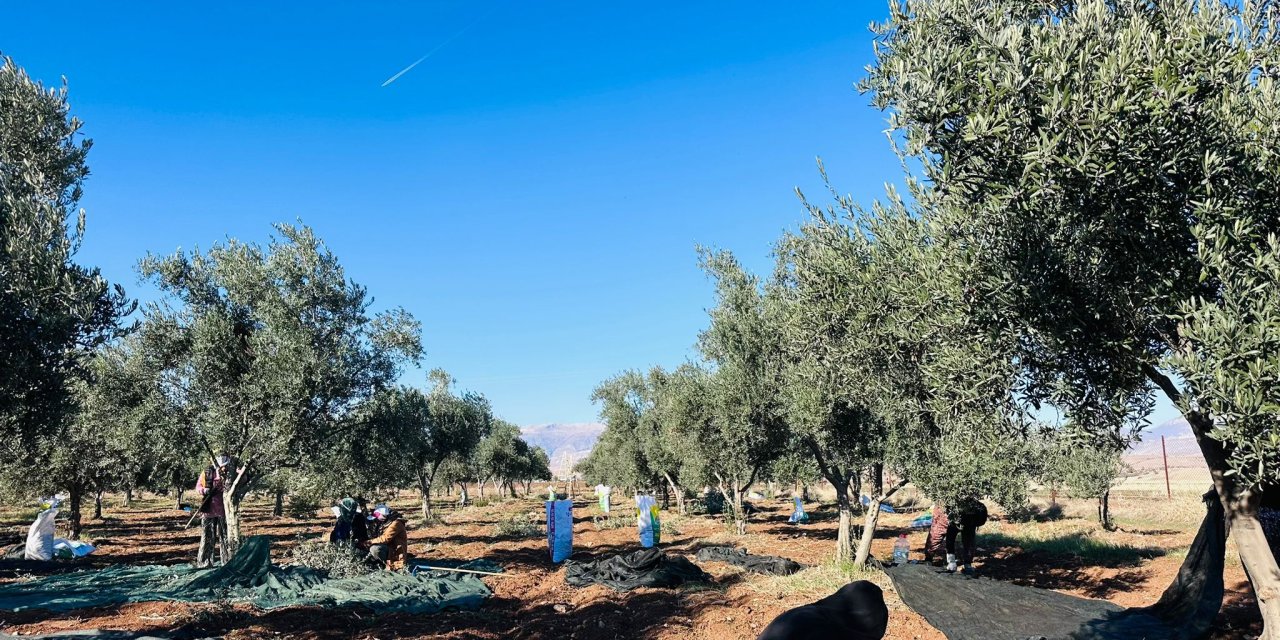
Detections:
337,498,358,523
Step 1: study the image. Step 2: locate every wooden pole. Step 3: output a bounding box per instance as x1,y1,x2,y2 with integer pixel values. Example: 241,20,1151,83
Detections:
415,565,507,577
1161,435,1172,499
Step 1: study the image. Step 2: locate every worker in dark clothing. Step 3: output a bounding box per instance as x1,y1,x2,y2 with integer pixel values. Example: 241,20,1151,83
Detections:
944,497,989,573
329,498,369,546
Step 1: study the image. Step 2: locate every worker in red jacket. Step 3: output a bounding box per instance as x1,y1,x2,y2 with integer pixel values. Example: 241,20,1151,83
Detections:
195,453,231,567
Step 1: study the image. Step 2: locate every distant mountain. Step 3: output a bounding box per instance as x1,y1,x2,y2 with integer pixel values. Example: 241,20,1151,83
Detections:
1125,417,1206,470
520,422,605,478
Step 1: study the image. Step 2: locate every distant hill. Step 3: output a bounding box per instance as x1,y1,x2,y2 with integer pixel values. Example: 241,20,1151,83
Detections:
520,422,604,478
1125,417,1205,470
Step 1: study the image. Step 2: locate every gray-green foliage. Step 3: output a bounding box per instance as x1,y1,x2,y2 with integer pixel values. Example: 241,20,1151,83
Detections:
381,374,492,519
577,367,693,511
132,223,421,539
579,371,655,490
688,250,788,533
775,187,1033,559
0,55,130,484
773,209,890,560
862,0,1279,484
47,339,188,535
1037,430,1129,526
863,0,1280,625
473,419,548,497
285,537,374,579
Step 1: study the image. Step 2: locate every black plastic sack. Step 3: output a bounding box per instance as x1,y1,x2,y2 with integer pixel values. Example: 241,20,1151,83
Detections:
757,581,888,640
695,546,804,576
563,547,711,592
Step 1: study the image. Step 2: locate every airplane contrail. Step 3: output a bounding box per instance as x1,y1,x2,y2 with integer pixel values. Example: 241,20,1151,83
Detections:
381,4,500,87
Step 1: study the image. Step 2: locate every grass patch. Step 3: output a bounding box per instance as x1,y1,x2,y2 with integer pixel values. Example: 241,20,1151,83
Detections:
662,515,685,537
982,524,1163,566
593,512,633,531
493,515,540,538
748,561,886,601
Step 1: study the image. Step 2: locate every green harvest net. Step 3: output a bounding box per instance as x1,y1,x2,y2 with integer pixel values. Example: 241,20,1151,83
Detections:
0,536,495,615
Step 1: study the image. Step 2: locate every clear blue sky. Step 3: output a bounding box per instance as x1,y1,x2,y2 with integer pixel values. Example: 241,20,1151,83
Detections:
1,2,1180,428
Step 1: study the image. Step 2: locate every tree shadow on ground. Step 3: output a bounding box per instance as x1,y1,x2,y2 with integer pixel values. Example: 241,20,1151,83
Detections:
1214,579,1262,639
91,588,703,640
979,531,1165,569
975,531,1166,598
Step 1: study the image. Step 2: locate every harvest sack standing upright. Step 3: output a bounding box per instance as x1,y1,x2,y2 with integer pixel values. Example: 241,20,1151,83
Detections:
636,494,660,548
596,484,611,514
545,499,573,563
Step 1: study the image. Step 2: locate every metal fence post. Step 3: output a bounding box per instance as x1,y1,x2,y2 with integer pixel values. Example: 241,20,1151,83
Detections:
1161,435,1172,499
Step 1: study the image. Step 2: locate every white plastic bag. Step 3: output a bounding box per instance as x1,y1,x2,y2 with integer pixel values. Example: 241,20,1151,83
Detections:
25,507,58,561
596,484,611,514
52,539,95,558
545,499,573,563
636,495,660,548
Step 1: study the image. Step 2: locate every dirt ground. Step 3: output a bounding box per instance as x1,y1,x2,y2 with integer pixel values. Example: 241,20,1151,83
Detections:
0,491,1263,639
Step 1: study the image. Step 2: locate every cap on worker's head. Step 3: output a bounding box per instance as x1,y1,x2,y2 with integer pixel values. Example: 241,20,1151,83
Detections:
374,506,391,520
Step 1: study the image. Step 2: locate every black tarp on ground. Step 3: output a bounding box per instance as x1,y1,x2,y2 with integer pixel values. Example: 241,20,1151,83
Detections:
695,546,804,576
756,581,889,640
882,492,1225,640
563,548,712,592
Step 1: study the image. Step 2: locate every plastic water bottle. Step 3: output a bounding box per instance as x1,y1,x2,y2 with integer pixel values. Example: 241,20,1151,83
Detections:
893,533,910,565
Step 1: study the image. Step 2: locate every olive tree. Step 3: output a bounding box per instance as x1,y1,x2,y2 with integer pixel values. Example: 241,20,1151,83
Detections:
688,250,788,534
585,371,657,493
134,223,421,547
864,0,1280,628
0,55,131,493
774,215,892,562
401,372,492,520
1042,434,1129,529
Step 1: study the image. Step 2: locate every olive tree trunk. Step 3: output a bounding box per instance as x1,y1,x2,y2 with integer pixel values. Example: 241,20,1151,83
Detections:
221,459,251,556
67,483,84,540
1148,367,1280,638
663,472,686,515
1098,489,1111,529
854,479,908,567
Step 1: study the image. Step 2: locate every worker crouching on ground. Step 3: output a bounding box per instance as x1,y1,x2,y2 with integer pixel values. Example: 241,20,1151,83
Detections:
359,506,408,570
329,497,369,547
195,453,231,568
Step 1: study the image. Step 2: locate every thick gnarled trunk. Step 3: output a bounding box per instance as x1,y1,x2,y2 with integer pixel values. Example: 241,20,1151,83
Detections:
221,459,251,556
834,484,854,563
67,484,84,540
1147,366,1280,638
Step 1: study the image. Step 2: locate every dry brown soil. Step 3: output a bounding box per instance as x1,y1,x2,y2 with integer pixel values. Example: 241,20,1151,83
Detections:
0,493,1262,639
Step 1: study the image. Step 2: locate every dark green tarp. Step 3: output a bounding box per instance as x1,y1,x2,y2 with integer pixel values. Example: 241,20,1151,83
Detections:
0,536,493,615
